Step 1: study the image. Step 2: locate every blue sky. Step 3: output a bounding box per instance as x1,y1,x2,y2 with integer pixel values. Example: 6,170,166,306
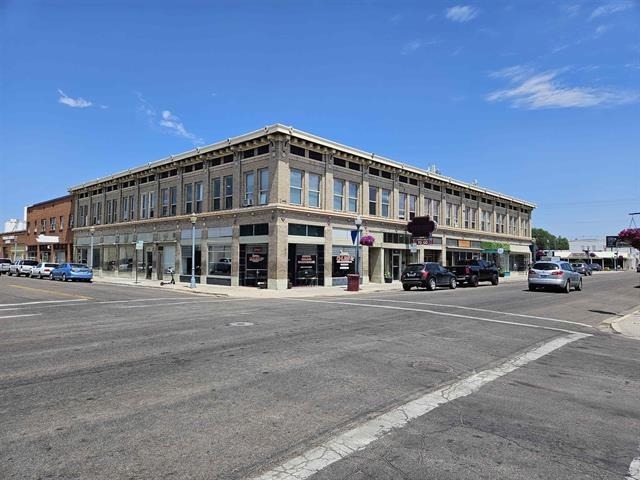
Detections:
1,0,639,240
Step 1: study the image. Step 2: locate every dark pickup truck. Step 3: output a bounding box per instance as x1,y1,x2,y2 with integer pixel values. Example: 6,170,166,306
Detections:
448,259,500,287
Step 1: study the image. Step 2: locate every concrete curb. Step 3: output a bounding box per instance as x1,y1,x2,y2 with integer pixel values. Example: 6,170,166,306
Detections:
608,310,640,340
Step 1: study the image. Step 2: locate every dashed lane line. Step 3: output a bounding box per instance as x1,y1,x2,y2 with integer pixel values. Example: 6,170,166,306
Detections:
5,284,92,300
628,449,640,480
291,299,587,335
0,299,89,308
360,298,593,329
251,332,591,480
0,314,42,320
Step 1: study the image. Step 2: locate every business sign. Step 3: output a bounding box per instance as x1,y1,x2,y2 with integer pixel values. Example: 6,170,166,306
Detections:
248,254,264,263
297,255,316,265
458,239,471,248
135,240,144,250
413,237,434,245
605,236,619,248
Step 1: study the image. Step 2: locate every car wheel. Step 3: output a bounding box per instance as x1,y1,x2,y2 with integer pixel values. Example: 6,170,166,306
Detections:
528,284,537,291
62,273,68,282
575,278,582,291
491,274,499,286
563,280,571,293
426,278,437,291
470,275,479,287
38,273,43,279
449,277,457,289
50,274,55,281
402,284,411,291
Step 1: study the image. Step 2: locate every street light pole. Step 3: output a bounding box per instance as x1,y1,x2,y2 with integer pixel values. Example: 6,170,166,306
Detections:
190,215,197,289
89,226,95,268
355,215,362,290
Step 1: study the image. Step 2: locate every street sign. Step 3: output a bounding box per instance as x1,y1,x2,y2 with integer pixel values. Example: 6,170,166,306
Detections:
409,243,417,253
414,237,434,245
497,248,504,254
605,236,619,248
135,240,144,250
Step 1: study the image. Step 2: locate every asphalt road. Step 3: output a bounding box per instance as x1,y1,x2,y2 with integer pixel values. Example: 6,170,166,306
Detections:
1,272,639,479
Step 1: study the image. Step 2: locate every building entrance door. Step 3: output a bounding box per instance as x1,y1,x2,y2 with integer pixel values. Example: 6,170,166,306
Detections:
392,252,401,280
157,247,164,281
146,250,153,279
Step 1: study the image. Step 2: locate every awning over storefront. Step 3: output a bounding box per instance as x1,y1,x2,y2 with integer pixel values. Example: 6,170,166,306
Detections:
509,244,531,254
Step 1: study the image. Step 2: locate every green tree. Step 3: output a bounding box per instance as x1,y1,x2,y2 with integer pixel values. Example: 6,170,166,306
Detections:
531,228,568,250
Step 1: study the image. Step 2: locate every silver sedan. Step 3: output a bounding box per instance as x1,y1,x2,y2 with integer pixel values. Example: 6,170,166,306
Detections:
528,261,582,293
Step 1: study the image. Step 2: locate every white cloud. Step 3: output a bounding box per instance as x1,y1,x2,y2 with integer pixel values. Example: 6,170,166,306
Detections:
594,24,611,37
487,67,639,109
136,93,203,145
590,1,634,19
561,4,582,16
160,110,203,144
401,40,422,55
57,89,92,108
445,5,479,22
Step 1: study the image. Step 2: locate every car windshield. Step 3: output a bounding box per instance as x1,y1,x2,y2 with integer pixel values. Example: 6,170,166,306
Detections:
533,262,559,270
24,260,39,266
70,263,88,268
44,263,58,267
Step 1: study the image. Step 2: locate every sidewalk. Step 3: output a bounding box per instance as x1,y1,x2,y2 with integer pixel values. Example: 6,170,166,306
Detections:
92,272,527,299
609,310,640,340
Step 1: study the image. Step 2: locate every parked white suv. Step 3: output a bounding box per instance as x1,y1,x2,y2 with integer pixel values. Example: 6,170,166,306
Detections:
8,259,39,276
0,258,12,275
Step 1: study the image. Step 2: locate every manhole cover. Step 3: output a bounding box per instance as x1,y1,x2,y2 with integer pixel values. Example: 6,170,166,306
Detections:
228,322,254,327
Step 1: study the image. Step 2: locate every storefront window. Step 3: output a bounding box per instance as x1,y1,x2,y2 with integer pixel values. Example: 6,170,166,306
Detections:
162,245,176,274
119,245,134,272
181,245,202,276
208,244,232,276
332,247,356,277
102,246,118,273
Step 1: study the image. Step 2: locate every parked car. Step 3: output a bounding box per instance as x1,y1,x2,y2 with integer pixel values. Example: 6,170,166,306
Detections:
528,261,582,293
50,263,93,282
589,263,602,271
30,262,59,279
0,258,12,275
447,259,500,287
401,262,457,291
571,263,592,276
8,259,39,277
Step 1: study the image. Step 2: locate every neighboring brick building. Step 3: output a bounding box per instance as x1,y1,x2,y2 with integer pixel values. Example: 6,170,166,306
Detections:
69,124,535,289
1,229,27,260
24,195,74,263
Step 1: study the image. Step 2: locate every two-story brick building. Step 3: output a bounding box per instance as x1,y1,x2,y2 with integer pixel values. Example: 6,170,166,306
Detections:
69,124,535,289
24,195,75,263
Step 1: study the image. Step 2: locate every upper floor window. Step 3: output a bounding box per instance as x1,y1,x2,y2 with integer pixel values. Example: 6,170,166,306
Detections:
50,217,56,231
244,172,255,206
308,173,321,208
194,182,203,213
140,193,149,219
481,210,492,232
333,178,345,211
424,198,440,223
445,202,459,227
348,182,359,213
408,194,417,220
224,175,233,209
161,188,170,217
369,186,377,215
169,187,177,215
381,189,390,217
211,178,221,211
464,207,477,229
398,193,407,220
290,169,303,205
258,168,269,205
184,184,193,214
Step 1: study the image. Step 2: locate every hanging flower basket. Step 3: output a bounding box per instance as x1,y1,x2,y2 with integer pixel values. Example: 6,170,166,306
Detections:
359,234,375,246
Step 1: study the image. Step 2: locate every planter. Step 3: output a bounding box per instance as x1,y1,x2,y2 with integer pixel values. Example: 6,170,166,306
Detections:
384,277,392,283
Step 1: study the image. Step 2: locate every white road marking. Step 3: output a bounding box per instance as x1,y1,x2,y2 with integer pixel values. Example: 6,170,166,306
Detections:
95,297,195,304
628,450,640,480
0,299,88,308
0,314,42,320
361,299,592,328
252,332,591,480
292,299,586,335
116,300,230,308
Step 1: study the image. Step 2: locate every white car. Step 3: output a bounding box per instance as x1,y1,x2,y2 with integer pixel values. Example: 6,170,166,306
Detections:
0,258,12,275
8,259,39,276
30,262,59,279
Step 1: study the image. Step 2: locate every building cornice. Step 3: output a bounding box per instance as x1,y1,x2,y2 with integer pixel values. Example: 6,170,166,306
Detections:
68,123,536,208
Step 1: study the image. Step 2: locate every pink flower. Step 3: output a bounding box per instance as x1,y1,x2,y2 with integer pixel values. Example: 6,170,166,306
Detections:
359,234,375,246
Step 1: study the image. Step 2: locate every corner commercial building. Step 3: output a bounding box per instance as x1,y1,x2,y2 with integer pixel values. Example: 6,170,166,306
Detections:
69,124,535,289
